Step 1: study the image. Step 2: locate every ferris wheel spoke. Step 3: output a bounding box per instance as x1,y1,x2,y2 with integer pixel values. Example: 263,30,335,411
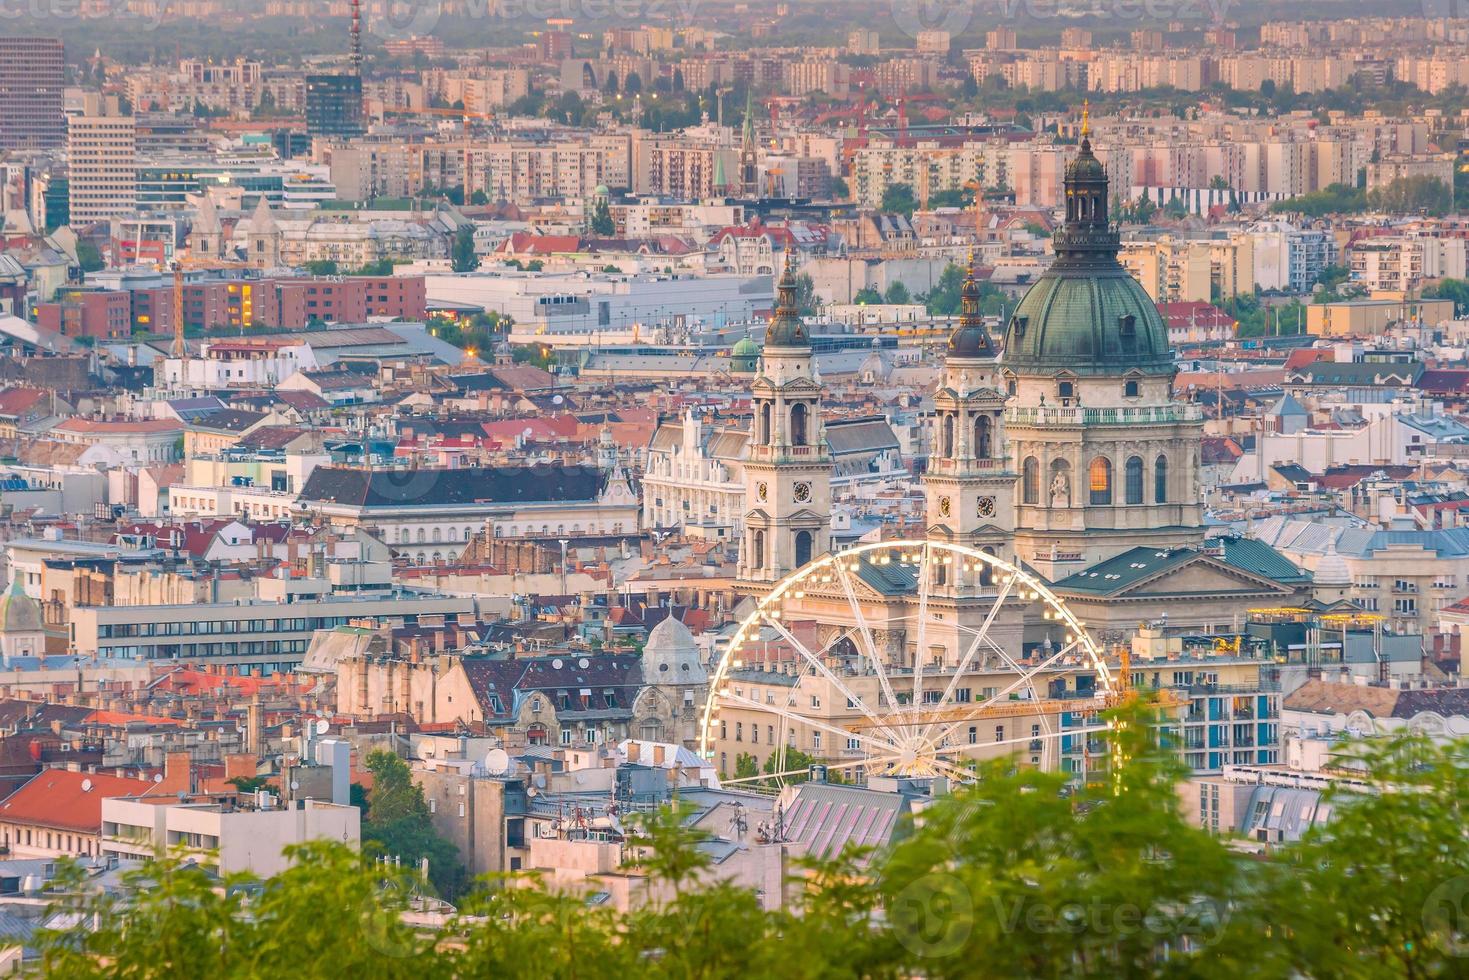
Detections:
929,636,1084,746
720,754,903,785
920,567,1018,742
910,541,934,721
715,689,896,757
756,608,902,744
833,555,902,717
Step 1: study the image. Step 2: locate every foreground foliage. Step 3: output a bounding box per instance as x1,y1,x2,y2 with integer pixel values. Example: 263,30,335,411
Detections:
33,717,1469,979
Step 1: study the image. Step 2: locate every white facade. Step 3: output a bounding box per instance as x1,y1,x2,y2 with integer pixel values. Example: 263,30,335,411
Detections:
102,798,360,877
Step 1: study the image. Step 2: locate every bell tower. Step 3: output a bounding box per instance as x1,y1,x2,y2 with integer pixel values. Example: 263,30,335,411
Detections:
925,254,1015,565
739,255,830,587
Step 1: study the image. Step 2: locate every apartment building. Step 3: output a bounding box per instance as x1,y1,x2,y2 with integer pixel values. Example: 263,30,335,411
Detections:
68,115,138,225
0,38,65,151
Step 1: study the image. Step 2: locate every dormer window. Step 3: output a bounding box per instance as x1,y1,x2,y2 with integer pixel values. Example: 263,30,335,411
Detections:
1119,313,1136,338
1124,379,1140,398
1012,315,1027,338
1058,380,1074,400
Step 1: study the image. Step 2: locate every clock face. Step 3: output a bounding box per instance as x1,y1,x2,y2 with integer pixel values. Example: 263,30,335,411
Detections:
938,496,952,517
756,482,768,502
977,496,997,518
793,481,812,503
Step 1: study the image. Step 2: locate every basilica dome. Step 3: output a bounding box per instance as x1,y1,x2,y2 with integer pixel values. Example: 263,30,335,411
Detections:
1000,133,1173,377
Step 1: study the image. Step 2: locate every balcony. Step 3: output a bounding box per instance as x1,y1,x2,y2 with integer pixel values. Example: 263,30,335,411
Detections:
1006,404,1203,428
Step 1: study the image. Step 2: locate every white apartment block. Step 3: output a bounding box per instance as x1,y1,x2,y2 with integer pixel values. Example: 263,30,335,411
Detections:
68,115,137,225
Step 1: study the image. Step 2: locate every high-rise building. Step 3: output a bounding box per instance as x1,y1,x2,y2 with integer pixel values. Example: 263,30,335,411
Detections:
0,38,65,151
67,115,137,226
305,74,364,139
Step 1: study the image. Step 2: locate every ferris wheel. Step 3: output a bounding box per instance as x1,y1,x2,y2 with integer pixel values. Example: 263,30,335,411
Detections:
699,540,1117,786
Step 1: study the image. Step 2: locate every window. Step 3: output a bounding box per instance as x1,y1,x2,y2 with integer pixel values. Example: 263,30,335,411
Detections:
973,415,991,458
759,403,772,444
811,731,822,750
995,725,1005,742
790,402,809,446
1089,456,1112,505
968,726,978,744
1058,380,1074,400
1125,455,1144,505
1124,379,1140,398
795,530,813,566
1022,456,1039,505
1155,454,1168,503
941,413,954,457
735,722,743,742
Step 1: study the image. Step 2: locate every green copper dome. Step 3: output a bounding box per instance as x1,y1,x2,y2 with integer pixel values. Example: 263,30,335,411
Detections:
765,255,810,348
1002,268,1170,375
946,255,995,360
730,336,760,373
1000,134,1173,377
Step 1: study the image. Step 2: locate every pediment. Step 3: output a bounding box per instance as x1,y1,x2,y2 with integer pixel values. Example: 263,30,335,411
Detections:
1125,556,1293,597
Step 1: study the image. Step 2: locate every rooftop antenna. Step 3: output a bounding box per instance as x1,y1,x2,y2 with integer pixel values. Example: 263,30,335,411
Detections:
350,0,363,78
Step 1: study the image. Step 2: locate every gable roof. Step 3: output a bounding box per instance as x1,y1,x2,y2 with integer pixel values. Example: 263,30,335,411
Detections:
0,769,156,833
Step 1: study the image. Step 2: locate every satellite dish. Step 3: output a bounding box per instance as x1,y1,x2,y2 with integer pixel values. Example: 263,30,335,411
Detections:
578,657,590,669
552,394,564,405
290,780,300,791
483,748,510,775
522,427,533,439
80,779,92,793
315,718,330,735
153,774,163,784
551,658,564,669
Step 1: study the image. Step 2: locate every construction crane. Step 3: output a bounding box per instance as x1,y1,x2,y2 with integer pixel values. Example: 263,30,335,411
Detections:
168,255,257,359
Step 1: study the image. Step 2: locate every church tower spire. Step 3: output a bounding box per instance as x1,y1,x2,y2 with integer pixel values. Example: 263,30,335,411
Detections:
925,252,1015,571
739,254,830,586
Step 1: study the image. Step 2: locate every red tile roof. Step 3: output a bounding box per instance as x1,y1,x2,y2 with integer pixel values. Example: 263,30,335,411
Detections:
0,769,156,833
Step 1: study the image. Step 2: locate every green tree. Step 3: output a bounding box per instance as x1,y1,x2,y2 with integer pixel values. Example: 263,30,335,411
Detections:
76,239,105,273
304,259,339,276
830,175,850,201
794,271,819,316
880,182,918,217
589,196,615,236
853,285,883,305
361,750,465,899
1424,276,1469,315
733,752,760,779
1368,174,1453,216
884,280,911,305
451,225,480,274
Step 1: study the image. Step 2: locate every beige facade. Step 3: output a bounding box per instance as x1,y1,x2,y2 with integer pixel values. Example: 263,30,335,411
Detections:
68,115,137,225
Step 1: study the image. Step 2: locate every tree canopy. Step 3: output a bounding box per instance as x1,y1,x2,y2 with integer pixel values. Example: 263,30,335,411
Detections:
32,718,1469,979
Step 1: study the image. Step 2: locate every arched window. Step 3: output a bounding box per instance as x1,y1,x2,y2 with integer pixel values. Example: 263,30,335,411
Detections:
941,414,955,457
795,530,813,567
1125,456,1144,505
432,527,442,543
980,546,997,587
974,415,991,459
416,528,426,543
751,529,766,569
790,402,809,447
1022,456,1039,505
1155,454,1168,503
759,402,772,445
1089,456,1112,506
